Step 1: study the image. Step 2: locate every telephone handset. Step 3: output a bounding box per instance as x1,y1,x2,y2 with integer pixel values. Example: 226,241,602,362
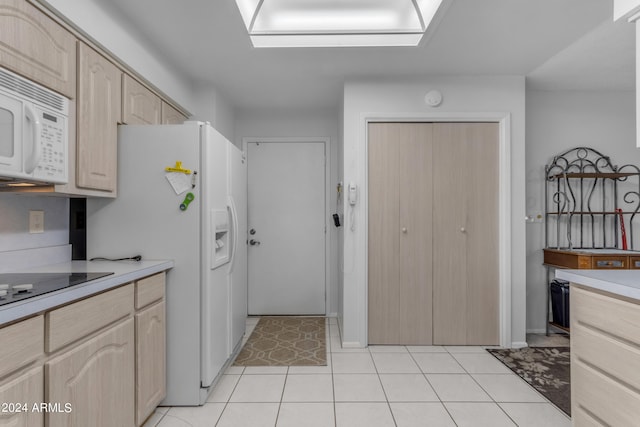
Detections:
348,182,358,206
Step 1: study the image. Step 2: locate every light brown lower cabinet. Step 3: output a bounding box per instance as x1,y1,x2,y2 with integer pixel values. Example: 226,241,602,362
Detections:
571,284,640,426
46,318,135,427
0,271,166,427
0,367,44,426
0,315,44,426
135,300,166,425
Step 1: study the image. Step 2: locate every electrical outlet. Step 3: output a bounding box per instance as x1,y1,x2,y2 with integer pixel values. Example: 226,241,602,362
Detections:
525,213,544,224
29,210,44,234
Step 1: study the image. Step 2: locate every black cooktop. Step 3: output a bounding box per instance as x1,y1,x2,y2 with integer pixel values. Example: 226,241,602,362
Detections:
0,272,114,306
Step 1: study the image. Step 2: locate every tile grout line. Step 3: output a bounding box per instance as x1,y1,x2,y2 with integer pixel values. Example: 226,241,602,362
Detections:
329,318,338,427
215,318,253,426
214,367,244,426
273,366,290,427
452,349,526,427
418,347,495,426
435,346,462,427
368,345,402,427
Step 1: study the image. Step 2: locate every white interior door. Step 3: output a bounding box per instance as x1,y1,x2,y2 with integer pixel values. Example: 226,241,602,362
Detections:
247,141,326,315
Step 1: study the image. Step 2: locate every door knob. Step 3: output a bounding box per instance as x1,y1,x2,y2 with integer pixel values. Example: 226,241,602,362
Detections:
402,227,408,233
460,227,466,233
250,229,256,235
249,239,261,246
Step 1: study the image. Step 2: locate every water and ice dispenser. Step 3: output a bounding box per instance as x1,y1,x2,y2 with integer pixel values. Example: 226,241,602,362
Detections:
212,208,230,268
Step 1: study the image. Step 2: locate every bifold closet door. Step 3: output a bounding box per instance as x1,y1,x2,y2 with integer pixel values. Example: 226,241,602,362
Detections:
368,123,433,345
432,122,499,345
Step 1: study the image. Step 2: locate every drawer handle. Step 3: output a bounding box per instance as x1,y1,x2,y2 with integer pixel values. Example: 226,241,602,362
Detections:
596,260,624,268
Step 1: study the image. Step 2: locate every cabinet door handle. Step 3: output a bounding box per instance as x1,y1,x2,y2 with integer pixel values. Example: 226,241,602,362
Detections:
402,228,407,233
460,227,466,233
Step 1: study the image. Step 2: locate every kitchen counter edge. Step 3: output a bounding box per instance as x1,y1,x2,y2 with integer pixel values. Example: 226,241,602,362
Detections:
556,269,640,301
0,260,174,326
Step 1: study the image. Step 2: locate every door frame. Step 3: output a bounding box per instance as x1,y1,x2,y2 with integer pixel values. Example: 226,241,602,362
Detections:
363,113,512,348
243,136,332,315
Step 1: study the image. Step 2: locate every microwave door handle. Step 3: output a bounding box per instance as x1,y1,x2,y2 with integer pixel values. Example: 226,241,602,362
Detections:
24,104,41,174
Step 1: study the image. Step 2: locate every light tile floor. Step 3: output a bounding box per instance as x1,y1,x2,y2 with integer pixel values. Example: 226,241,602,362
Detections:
146,318,571,427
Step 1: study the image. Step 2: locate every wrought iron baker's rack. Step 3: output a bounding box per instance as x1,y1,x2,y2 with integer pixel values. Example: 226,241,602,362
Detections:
545,147,640,250
544,147,640,335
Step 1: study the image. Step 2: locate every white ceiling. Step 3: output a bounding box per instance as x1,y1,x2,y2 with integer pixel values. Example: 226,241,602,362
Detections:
93,0,633,110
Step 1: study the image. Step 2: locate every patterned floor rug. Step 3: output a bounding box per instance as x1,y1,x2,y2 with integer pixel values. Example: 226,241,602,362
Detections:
487,347,571,416
233,317,327,366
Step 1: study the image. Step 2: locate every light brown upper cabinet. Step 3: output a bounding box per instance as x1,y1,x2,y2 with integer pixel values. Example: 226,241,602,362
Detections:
161,100,187,124
368,122,499,346
76,41,121,193
122,74,161,125
0,0,190,197
0,0,76,98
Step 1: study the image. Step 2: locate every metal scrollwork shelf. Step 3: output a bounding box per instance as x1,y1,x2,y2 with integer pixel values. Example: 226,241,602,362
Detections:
543,147,640,334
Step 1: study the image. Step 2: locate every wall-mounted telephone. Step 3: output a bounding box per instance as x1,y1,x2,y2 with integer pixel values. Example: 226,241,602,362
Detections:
348,182,358,206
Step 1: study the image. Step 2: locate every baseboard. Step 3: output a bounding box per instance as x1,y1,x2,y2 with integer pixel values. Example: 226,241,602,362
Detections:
341,341,365,349
511,341,528,349
526,329,547,334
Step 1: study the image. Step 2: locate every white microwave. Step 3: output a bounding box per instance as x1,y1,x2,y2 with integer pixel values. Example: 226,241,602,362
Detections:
0,66,68,185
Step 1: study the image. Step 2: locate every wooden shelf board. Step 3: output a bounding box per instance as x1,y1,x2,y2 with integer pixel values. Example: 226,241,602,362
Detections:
544,247,625,251
547,211,637,215
549,172,639,179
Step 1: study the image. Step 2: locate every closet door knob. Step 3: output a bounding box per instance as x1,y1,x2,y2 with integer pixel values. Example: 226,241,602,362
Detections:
460,227,466,233
402,227,408,233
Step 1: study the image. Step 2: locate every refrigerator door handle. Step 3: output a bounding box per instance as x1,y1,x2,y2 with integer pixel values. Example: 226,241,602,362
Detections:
227,196,239,274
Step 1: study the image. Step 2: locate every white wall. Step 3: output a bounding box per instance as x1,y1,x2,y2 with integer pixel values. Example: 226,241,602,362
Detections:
0,195,68,251
341,76,527,348
39,0,239,129
0,194,70,270
190,85,236,143
525,89,638,332
31,0,241,134
40,0,196,113
337,96,345,329
0,0,239,269
235,108,340,316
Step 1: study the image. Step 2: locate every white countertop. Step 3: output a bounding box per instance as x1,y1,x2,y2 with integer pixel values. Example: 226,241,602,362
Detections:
556,269,640,300
0,259,173,325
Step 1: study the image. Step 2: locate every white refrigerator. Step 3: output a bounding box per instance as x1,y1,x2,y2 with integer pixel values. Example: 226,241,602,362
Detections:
87,122,247,405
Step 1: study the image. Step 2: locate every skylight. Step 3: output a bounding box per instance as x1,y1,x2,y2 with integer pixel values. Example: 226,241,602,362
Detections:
234,0,445,48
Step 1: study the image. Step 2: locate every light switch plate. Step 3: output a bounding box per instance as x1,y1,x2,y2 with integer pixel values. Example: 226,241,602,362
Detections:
29,210,44,234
